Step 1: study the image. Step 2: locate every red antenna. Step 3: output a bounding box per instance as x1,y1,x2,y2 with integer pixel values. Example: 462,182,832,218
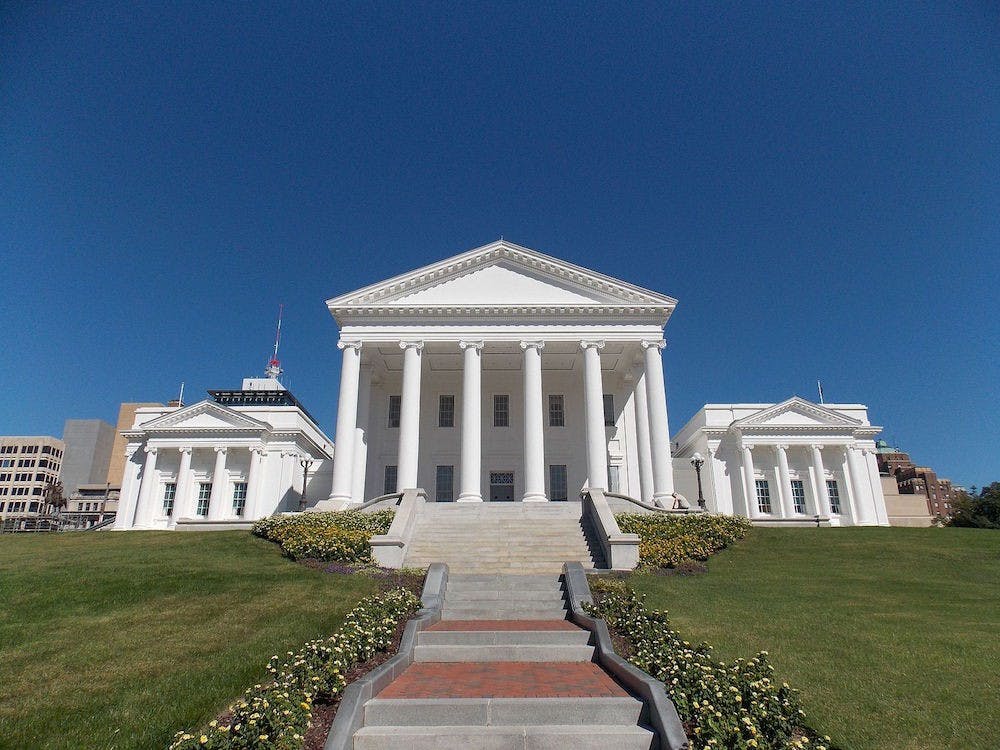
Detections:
265,303,283,379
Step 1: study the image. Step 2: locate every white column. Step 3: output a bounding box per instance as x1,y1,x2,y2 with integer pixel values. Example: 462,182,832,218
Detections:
135,446,159,527
350,365,373,504
768,449,787,518
521,341,547,501
742,443,761,519
175,447,193,521
207,447,228,520
776,444,796,517
632,370,654,503
811,444,832,517
397,340,424,490
847,445,875,525
458,340,483,502
581,341,608,491
114,445,142,529
328,340,362,505
838,446,859,524
245,446,264,519
641,339,675,504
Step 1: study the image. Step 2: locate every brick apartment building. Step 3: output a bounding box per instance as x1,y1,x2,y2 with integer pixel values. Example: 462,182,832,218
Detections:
875,440,961,518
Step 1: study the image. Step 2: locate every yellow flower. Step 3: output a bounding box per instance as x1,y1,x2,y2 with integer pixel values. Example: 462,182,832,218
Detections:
199,736,207,745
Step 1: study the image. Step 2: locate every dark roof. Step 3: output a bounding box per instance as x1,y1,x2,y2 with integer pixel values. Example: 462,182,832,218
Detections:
207,389,319,426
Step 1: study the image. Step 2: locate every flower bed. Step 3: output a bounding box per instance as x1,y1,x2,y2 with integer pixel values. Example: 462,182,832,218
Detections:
169,586,420,750
252,510,395,563
615,513,752,568
587,580,834,750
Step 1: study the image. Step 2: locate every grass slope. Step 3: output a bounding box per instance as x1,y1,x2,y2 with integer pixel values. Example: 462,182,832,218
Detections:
631,527,1000,750
0,531,379,750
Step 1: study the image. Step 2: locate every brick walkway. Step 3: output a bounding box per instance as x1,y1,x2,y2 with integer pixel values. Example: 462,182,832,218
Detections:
380,661,628,699
427,619,581,631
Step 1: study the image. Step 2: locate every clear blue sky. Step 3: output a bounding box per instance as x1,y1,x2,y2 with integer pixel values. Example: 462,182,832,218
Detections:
2,3,997,488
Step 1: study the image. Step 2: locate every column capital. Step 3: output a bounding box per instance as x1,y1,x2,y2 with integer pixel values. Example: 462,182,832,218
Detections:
520,340,545,351
337,339,363,352
144,445,158,456
399,340,424,351
810,443,824,451
458,340,484,351
214,446,228,455
178,446,192,456
250,444,266,456
640,339,666,351
580,339,605,351
775,443,789,452
742,442,756,451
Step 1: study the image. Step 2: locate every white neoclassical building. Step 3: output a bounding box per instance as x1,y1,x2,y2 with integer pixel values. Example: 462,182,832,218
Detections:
114,378,333,530
116,240,890,529
672,399,889,526
314,240,681,511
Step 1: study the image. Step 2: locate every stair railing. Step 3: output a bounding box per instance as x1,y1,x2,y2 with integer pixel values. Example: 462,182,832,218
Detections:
369,488,426,568
580,488,640,570
603,490,706,515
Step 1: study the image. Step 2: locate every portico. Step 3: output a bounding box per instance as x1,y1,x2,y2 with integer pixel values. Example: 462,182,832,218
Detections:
320,241,680,509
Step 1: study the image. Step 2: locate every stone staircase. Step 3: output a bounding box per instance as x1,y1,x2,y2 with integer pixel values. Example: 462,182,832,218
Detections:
403,502,603,574
351,574,657,749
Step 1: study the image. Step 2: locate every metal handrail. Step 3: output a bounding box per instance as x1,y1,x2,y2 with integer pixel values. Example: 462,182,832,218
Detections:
603,490,705,514
355,492,404,511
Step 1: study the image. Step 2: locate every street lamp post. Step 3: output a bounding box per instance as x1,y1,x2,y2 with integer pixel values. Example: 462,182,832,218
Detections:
690,452,706,509
298,457,314,512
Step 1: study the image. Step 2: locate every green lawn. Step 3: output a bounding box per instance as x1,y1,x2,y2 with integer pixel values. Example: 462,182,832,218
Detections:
631,527,1000,750
0,531,380,750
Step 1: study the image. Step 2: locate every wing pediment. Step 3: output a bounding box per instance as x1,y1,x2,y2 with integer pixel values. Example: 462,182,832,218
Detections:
139,400,271,432
326,240,677,321
731,397,862,430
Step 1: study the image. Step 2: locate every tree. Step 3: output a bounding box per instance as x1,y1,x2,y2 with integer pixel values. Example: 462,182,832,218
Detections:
946,483,1000,529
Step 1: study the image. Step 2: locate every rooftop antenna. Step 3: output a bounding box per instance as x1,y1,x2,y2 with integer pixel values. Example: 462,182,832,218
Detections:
265,304,284,380
178,381,185,407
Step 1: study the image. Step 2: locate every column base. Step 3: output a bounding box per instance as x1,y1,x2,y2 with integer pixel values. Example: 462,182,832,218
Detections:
456,493,483,503
522,492,548,502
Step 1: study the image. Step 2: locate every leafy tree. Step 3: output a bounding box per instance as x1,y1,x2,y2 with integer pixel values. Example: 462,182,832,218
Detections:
946,483,1000,529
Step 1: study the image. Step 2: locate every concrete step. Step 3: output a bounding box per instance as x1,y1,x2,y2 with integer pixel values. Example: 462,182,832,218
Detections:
445,590,565,602
446,575,562,590
441,606,568,620
417,630,591,646
353,723,655,750
413,644,594,662
363,697,644,727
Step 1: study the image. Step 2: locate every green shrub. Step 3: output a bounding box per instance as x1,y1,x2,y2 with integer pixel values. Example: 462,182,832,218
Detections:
616,513,751,568
587,585,835,750
252,511,394,563
169,586,420,750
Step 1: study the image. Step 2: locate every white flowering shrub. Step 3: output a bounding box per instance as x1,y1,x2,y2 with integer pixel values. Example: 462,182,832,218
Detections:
169,586,419,750
615,513,752,569
587,581,836,750
252,511,395,563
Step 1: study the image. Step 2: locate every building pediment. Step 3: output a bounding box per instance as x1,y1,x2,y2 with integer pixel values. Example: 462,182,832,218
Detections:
730,397,863,431
136,400,271,433
326,240,677,323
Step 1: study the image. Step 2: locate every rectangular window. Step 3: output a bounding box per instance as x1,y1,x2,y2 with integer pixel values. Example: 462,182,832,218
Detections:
607,465,621,493
603,394,615,426
755,479,772,514
29,502,38,512
387,395,402,428
162,483,176,517
196,483,212,517
383,465,398,495
435,465,454,502
790,480,806,514
548,395,565,427
494,394,509,427
233,482,248,516
826,480,841,514
549,465,568,501
438,395,455,427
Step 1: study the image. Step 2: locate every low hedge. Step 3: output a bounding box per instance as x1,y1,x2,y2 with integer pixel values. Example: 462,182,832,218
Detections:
616,513,751,568
587,581,834,750
252,510,395,563
169,586,420,750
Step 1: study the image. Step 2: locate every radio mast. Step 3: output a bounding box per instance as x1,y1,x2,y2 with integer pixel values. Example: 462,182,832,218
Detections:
265,304,284,379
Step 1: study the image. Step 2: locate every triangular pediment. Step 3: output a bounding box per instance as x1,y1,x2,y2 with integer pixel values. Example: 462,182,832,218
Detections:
139,400,271,432
731,397,862,430
326,240,677,321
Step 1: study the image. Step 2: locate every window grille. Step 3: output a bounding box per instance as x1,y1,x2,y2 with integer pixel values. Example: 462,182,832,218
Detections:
162,483,176,517
790,480,806,514
438,395,455,427
435,466,454,502
196,483,212,517
387,395,402,428
548,395,565,427
232,482,248,516
383,465,398,494
603,394,615,426
755,479,772,514
494,395,509,427
549,465,568,501
826,480,841,514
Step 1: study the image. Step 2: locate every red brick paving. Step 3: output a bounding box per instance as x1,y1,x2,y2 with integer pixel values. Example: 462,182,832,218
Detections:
428,619,580,631
379,662,628,699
